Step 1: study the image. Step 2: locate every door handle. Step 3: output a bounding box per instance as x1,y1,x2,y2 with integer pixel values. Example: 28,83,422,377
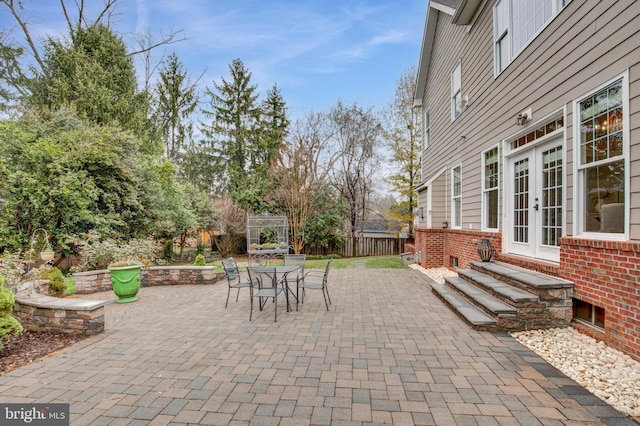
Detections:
533,197,539,211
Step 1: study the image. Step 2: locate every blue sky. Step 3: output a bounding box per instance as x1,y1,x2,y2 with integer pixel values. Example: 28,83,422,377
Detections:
0,0,427,121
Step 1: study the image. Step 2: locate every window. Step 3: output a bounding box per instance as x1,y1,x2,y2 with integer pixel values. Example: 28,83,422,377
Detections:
451,62,462,120
494,0,510,73
423,109,430,149
494,0,569,75
577,77,626,235
483,147,499,230
573,299,605,329
452,165,462,228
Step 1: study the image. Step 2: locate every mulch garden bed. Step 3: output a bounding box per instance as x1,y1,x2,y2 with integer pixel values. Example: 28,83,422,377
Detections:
0,330,86,374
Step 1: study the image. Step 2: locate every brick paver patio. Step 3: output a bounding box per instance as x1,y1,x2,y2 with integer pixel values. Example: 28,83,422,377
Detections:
0,269,633,425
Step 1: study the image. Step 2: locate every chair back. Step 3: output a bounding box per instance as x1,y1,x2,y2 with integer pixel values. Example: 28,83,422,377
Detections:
284,254,306,267
222,258,241,284
247,267,278,290
322,259,332,281
284,254,306,278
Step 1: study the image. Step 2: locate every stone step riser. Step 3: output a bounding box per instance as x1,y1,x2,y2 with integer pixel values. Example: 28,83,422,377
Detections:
455,273,541,309
442,262,574,332
431,286,499,332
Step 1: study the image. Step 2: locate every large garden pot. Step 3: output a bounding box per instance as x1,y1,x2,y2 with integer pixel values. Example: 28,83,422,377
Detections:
108,265,141,303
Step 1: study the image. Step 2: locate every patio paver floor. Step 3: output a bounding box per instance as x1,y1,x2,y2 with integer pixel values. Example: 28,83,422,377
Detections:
0,269,634,425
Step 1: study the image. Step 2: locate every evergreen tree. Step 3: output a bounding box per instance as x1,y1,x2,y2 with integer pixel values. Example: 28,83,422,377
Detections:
256,83,289,176
30,24,153,143
201,58,260,195
154,53,200,160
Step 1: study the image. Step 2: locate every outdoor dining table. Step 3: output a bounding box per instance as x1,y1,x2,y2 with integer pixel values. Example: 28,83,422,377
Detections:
251,265,300,312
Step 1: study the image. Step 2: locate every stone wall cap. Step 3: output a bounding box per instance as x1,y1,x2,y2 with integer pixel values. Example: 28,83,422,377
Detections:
73,269,109,276
148,265,217,271
15,293,109,310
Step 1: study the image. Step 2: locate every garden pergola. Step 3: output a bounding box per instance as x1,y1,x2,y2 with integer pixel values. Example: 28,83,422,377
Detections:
246,214,289,264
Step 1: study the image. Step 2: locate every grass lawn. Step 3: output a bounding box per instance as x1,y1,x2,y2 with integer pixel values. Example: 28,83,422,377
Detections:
303,255,408,269
206,255,409,271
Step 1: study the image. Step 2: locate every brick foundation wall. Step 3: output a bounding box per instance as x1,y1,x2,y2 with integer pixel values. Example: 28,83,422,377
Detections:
560,237,640,361
414,228,501,268
414,228,445,268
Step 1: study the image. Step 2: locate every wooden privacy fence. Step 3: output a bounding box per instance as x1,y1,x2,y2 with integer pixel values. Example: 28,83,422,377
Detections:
305,236,408,257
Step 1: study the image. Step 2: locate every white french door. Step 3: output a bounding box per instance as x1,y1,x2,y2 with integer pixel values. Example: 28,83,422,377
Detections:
506,137,563,262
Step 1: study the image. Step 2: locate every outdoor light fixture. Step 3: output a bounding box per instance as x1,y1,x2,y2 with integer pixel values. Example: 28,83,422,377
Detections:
418,207,424,219
477,239,495,262
516,108,532,125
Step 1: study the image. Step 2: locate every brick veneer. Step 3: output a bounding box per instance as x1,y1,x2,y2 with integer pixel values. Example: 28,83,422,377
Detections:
413,228,501,268
414,227,640,361
560,237,640,361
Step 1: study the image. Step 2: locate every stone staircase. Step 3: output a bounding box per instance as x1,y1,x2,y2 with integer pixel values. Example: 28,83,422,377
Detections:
431,261,574,332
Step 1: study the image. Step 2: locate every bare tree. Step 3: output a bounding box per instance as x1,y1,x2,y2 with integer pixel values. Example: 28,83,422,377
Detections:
0,0,185,98
269,112,337,254
329,101,382,237
381,66,422,234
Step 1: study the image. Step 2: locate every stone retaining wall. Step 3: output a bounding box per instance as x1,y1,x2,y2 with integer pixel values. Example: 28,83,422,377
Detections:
73,266,226,294
13,267,226,336
14,294,107,336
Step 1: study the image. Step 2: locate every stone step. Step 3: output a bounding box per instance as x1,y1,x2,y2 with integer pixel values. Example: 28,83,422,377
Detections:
431,284,497,330
444,276,517,315
457,269,538,303
471,261,573,290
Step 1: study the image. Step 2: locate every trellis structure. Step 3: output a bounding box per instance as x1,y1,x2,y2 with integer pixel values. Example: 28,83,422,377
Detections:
246,214,289,263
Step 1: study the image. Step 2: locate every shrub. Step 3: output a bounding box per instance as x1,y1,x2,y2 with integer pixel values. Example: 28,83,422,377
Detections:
45,267,67,297
0,275,23,349
73,232,161,271
193,254,206,266
0,251,27,292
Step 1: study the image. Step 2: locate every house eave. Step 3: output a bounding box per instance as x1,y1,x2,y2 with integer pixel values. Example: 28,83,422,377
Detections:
413,7,439,107
452,0,483,25
416,166,447,192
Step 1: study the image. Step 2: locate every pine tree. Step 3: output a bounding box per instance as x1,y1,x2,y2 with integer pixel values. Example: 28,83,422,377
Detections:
201,58,260,195
154,53,200,160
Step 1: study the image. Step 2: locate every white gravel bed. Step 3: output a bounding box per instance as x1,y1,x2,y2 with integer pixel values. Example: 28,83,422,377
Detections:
411,264,640,418
512,328,640,418
409,264,458,284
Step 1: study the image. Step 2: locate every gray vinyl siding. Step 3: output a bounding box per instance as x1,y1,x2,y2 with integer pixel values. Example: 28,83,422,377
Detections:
420,0,640,239
432,173,447,227
417,189,428,228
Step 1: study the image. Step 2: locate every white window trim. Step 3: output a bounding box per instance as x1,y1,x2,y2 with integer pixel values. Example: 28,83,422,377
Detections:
482,145,500,231
493,0,509,76
451,164,462,228
423,109,430,150
451,61,462,121
493,0,571,78
573,71,630,240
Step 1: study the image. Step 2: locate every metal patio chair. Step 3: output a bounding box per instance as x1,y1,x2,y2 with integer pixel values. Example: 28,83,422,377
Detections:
222,257,253,308
247,267,286,322
297,259,332,311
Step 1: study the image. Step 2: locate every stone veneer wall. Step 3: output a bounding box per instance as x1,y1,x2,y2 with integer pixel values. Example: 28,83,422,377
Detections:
73,266,226,294
14,280,106,336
